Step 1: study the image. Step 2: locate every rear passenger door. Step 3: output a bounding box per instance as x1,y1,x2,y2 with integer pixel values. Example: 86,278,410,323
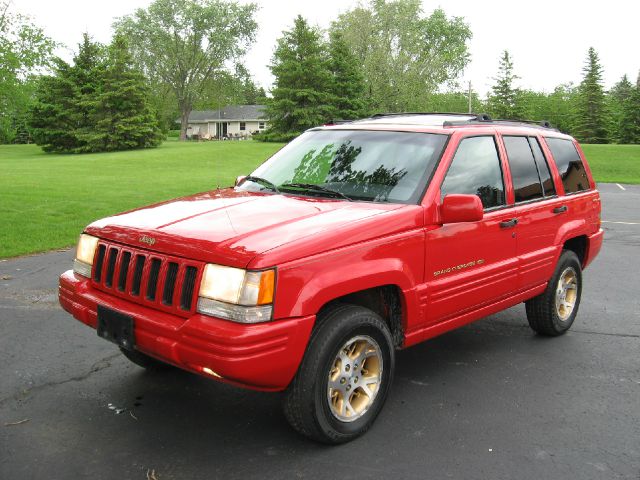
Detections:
501,135,563,290
424,135,518,324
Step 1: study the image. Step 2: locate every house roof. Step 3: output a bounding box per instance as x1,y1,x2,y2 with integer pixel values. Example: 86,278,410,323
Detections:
186,105,267,123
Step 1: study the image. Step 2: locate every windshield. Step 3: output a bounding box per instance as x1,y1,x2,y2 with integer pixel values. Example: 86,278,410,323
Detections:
237,130,448,204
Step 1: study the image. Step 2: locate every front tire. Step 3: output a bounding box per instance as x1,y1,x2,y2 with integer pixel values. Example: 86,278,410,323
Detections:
283,304,395,444
525,250,582,336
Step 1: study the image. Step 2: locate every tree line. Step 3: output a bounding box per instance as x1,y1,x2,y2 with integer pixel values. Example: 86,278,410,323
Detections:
487,49,640,144
1,0,639,153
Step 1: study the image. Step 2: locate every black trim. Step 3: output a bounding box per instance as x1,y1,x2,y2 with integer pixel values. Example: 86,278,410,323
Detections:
438,134,507,211
146,259,161,301
131,255,145,296
93,245,106,282
502,135,545,204
417,134,452,205
117,251,131,292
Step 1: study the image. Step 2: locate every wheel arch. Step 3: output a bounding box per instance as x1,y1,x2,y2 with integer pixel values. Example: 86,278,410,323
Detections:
317,285,406,349
562,235,588,266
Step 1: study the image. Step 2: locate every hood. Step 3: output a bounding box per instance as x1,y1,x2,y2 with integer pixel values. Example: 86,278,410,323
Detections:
85,189,422,268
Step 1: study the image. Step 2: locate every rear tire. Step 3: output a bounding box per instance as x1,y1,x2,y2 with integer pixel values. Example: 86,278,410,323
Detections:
283,304,395,444
525,250,582,336
120,347,171,371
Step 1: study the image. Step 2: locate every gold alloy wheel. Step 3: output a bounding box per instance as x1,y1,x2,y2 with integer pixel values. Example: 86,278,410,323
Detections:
555,267,578,321
327,335,383,423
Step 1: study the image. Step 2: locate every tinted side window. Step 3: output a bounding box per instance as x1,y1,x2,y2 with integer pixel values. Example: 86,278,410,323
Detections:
441,136,505,209
529,137,556,196
503,136,543,202
545,138,590,193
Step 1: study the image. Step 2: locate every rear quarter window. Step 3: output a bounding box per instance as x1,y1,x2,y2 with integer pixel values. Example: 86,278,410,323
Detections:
544,137,590,194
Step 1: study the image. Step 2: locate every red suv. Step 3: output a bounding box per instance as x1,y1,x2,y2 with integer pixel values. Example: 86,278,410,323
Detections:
59,113,603,443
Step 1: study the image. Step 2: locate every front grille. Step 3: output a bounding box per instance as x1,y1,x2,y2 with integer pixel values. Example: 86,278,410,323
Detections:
91,240,203,318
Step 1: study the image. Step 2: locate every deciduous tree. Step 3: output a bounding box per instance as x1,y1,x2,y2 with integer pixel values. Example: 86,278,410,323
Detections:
331,0,471,112
114,0,257,140
0,1,55,143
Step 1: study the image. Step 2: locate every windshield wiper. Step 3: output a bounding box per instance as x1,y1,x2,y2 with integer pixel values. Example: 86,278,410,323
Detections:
243,176,280,193
280,183,353,201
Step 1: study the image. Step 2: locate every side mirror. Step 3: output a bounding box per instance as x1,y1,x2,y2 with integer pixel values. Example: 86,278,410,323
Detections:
441,194,483,223
235,175,246,187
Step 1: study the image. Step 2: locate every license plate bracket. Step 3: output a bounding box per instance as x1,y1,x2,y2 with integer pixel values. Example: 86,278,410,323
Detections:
97,305,135,351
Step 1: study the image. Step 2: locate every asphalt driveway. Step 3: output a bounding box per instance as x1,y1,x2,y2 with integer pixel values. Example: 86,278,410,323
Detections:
1,183,638,479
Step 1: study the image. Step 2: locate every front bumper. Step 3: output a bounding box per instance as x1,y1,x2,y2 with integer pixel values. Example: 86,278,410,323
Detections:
59,270,315,391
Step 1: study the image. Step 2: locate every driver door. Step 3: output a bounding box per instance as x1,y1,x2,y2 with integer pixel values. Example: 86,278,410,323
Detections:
424,135,518,325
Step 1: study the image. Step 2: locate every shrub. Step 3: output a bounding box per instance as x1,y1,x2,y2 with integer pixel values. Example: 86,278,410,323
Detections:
253,131,300,143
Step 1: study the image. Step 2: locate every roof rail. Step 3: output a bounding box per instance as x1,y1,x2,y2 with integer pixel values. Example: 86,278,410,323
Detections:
371,112,477,118
334,112,558,130
443,114,557,130
325,119,357,125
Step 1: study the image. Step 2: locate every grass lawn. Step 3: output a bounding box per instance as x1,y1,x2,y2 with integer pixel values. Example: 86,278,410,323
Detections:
1,140,639,259
581,144,640,184
0,140,283,258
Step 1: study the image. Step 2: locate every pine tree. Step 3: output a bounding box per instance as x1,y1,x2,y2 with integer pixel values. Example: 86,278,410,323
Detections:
488,50,524,120
328,31,366,119
29,33,162,153
625,73,640,143
29,34,103,152
83,35,162,151
609,75,634,144
28,59,80,152
574,47,608,144
266,16,334,135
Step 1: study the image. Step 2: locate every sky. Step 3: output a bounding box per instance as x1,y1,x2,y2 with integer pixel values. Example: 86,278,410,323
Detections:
12,0,640,97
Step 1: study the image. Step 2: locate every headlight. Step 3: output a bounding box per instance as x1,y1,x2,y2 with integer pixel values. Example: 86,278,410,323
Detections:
73,234,99,278
197,264,275,323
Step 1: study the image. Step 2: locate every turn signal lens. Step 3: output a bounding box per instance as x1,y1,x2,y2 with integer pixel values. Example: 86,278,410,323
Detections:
257,269,275,305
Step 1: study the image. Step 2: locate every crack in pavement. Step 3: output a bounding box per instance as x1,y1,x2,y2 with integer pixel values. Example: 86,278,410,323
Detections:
571,329,640,339
0,352,122,407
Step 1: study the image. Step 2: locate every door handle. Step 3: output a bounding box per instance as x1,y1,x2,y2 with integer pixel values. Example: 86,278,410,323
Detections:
553,205,568,214
499,218,518,228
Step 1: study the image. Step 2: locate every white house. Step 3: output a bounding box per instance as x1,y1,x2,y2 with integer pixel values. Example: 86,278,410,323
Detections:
183,105,268,139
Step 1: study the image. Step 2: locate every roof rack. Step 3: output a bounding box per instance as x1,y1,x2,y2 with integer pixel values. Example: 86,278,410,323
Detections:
442,114,557,130
328,112,557,131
